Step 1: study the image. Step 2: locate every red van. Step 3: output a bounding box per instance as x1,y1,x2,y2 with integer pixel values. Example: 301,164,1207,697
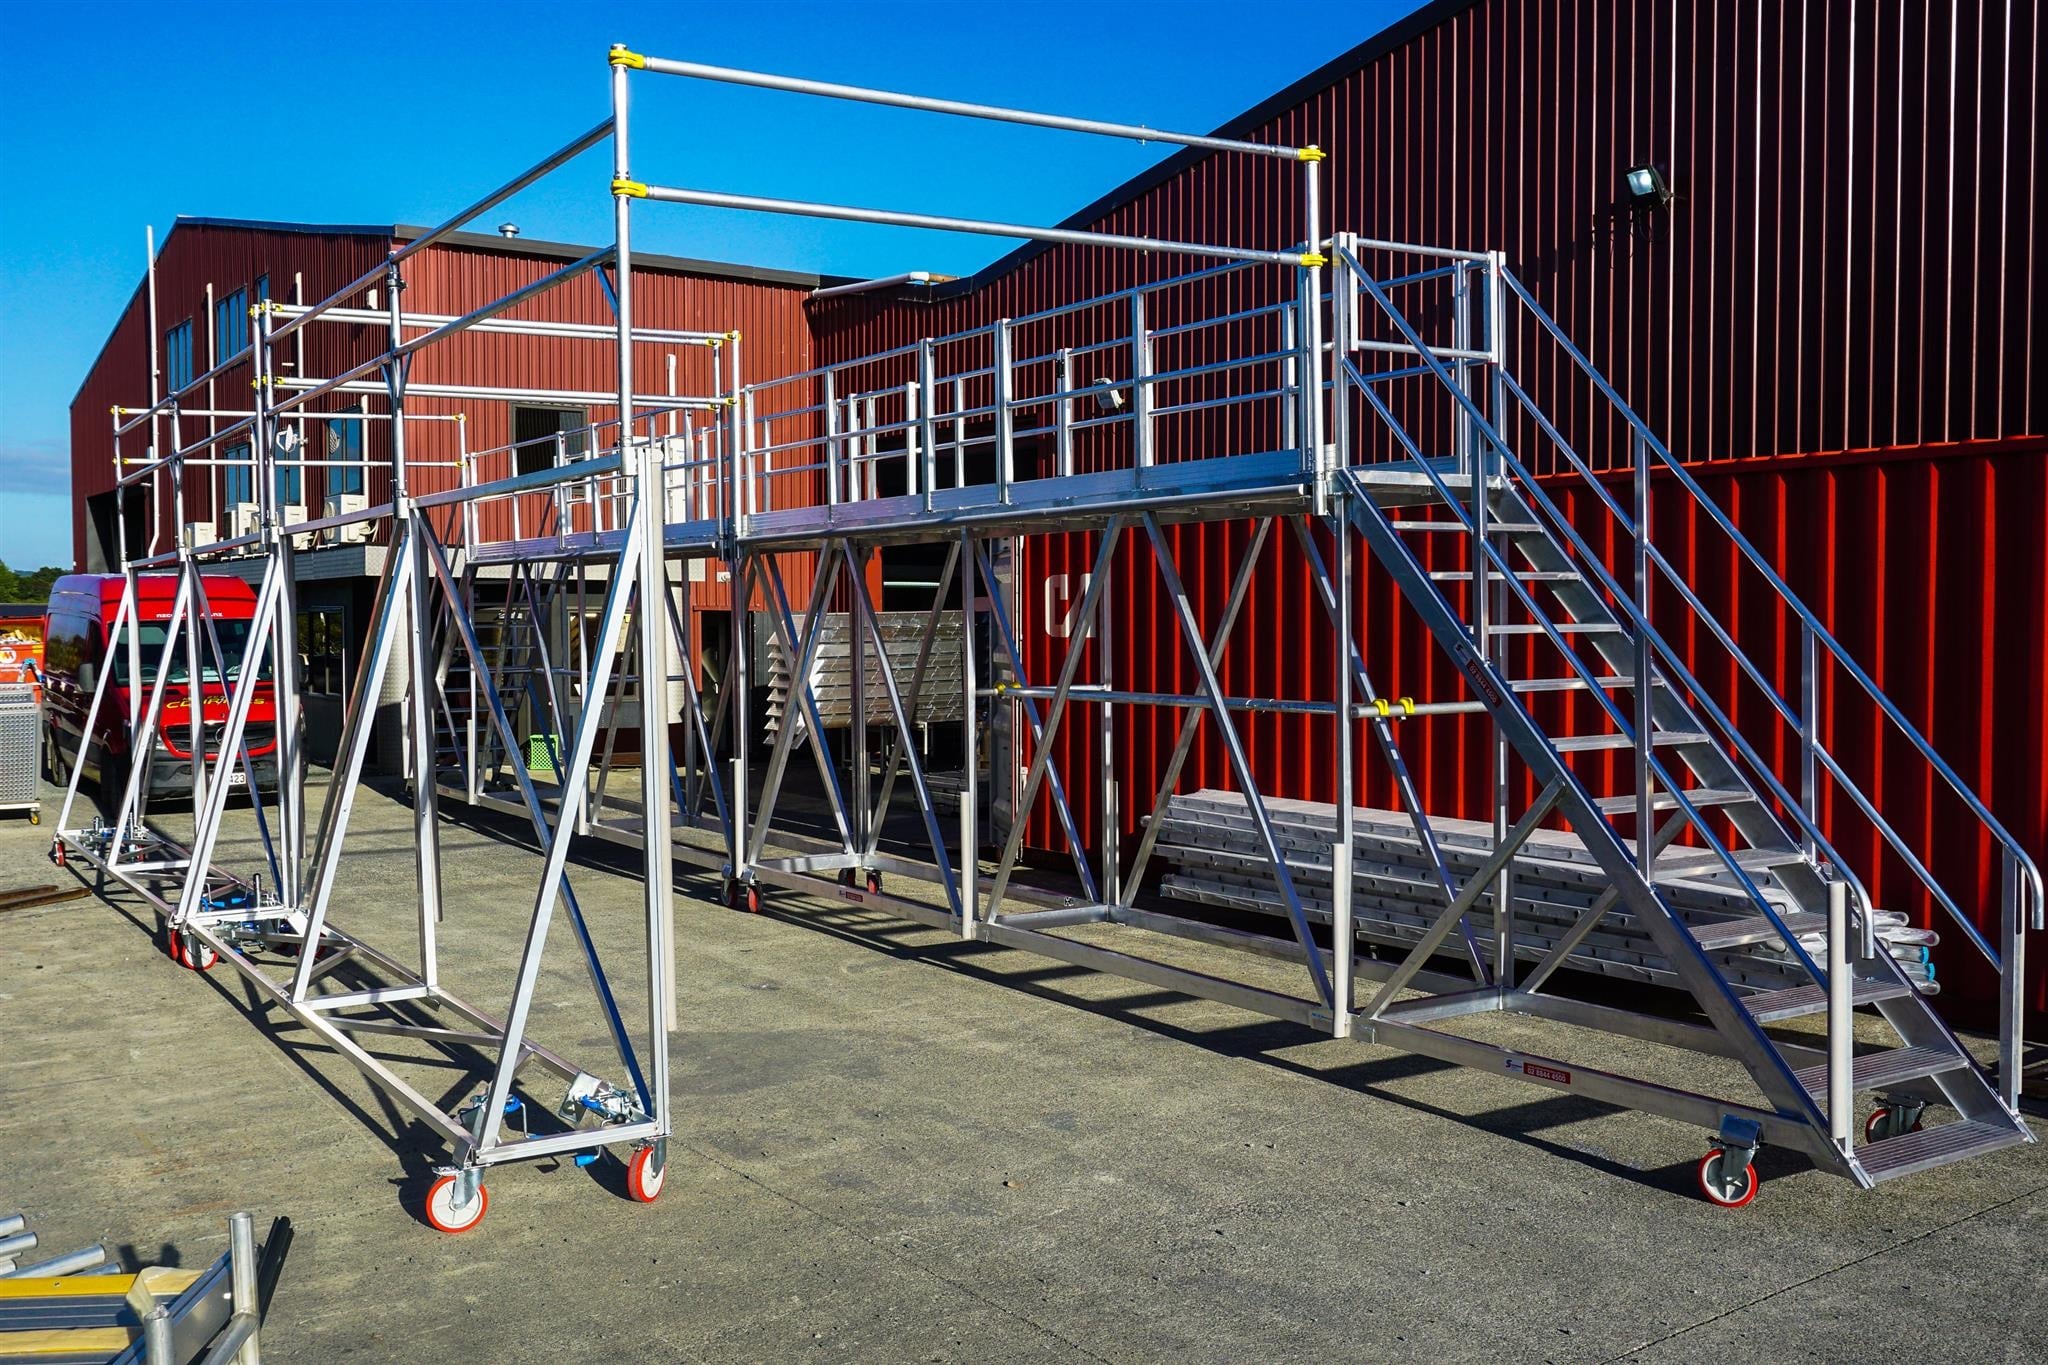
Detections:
42,574,280,802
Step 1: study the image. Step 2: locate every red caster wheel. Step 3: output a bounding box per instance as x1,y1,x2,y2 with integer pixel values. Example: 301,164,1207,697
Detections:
745,885,762,914
865,871,883,896
837,868,856,888
624,1145,666,1203
49,840,64,868
423,1174,488,1233
166,931,185,966
1865,1106,1925,1142
1697,1148,1759,1208
169,931,217,971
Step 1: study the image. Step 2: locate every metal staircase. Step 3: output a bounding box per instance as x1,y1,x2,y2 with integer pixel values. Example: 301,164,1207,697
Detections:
1324,233,2037,1195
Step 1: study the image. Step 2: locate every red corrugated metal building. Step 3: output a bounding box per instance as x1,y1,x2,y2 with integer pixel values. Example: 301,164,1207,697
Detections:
806,0,2046,1026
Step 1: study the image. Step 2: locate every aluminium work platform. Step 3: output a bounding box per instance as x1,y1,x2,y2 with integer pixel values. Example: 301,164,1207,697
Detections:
55,44,2040,1232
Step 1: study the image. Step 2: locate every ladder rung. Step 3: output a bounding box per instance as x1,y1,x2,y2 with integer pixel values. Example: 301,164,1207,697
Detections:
1429,570,1582,582
1741,978,1915,1023
1792,1046,1968,1099
1489,622,1624,635
1690,910,1827,950
1551,730,1711,753
1594,787,1755,815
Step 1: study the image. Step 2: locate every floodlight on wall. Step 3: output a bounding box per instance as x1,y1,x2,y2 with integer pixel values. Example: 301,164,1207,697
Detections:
1623,164,1673,211
1092,377,1126,412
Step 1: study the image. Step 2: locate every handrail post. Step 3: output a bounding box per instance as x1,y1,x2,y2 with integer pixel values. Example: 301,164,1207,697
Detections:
1632,427,1654,872
994,319,1015,503
904,376,921,500
917,340,938,508
2000,849,2021,1109
1828,879,1853,1153
1130,292,1153,469
1800,620,1819,861
823,369,839,506
1054,346,1074,477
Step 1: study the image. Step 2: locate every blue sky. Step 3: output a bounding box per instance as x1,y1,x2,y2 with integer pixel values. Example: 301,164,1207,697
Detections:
0,0,1417,569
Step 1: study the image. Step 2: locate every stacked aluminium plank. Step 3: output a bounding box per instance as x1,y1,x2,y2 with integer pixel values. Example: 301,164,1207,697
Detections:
1149,790,1938,995
766,612,966,741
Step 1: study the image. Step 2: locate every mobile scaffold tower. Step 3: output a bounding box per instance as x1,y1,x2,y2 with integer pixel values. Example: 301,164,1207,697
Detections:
57,44,2039,1229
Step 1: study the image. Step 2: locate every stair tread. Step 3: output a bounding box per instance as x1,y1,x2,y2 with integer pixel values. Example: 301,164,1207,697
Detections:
1741,978,1916,1022
1594,787,1756,815
1429,570,1582,581
1552,730,1712,753
1792,1045,1969,1098
1657,845,1810,874
1857,1121,2029,1180
1490,622,1624,635
1509,675,1656,693
1392,520,1542,533
1690,910,1827,949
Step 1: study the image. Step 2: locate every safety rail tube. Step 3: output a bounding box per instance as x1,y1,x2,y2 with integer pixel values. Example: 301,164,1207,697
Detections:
629,53,1313,159
633,184,1316,268
270,118,615,350
1499,266,2044,936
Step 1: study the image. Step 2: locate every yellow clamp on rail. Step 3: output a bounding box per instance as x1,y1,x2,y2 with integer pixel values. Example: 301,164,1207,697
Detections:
725,329,742,342
612,178,648,198
1373,699,1391,718
1297,146,1327,162
609,46,646,69
1299,252,1328,269
1399,697,1416,717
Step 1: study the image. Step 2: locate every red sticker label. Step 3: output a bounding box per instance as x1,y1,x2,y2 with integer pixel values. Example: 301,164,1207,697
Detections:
1522,1061,1571,1085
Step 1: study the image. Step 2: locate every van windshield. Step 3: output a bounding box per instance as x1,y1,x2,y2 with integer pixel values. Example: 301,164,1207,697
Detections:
110,618,273,686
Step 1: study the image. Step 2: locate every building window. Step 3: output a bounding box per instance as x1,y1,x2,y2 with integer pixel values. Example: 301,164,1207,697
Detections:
255,273,270,306
215,288,249,363
326,406,365,496
224,441,253,506
165,320,194,392
275,462,301,508
298,605,347,701
511,404,588,476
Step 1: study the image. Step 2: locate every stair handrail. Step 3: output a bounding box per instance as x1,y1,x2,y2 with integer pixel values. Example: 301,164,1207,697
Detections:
1498,267,2045,950
1326,250,1842,984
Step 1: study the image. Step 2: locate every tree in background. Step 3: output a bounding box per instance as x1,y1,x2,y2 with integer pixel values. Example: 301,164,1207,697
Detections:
0,561,64,605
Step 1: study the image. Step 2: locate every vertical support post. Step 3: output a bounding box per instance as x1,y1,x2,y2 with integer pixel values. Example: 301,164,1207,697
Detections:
616,45,679,1058
1098,538,1119,908
1484,249,1513,990
851,541,870,864
951,376,966,488
993,320,1015,502
959,530,979,939
1827,878,1853,1152
261,303,306,910
903,379,921,500
1329,235,1356,1036
1280,299,1299,452
386,260,442,985
228,1210,259,1365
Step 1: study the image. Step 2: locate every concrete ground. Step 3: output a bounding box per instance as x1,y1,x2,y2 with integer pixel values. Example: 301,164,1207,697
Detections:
2,773,2043,1363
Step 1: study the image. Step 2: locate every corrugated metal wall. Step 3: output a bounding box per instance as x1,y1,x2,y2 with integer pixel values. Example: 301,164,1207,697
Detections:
806,0,2047,1024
